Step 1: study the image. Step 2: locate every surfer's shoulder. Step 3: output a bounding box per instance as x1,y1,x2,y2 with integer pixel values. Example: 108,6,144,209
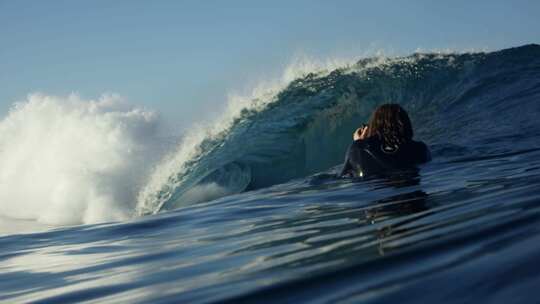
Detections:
352,136,378,148
409,140,431,162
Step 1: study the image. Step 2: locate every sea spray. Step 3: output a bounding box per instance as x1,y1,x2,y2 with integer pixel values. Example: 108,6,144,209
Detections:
0,93,162,225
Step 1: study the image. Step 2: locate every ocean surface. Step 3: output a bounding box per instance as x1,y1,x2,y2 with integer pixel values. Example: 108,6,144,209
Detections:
1,44,540,303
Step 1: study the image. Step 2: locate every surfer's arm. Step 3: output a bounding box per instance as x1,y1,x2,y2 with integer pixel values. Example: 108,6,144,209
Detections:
340,158,353,177
353,126,368,141
339,142,356,177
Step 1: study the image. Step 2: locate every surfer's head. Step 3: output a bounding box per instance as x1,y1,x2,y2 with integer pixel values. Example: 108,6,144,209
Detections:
365,103,413,146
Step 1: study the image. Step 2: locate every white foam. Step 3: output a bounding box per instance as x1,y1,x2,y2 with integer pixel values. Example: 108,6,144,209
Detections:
0,93,162,225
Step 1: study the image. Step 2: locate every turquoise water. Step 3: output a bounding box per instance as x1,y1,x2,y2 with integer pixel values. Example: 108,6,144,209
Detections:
1,45,540,303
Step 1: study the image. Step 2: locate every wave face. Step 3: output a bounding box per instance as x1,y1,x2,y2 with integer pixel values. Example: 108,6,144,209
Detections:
138,44,540,214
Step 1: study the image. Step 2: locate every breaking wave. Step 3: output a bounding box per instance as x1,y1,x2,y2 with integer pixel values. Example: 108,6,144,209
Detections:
1,44,539,225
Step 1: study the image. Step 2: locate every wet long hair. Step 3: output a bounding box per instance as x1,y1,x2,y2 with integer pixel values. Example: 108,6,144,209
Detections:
365,104,413,148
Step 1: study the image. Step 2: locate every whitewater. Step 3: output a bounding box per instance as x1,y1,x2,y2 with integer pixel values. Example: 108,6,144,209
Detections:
1,44,540,303
0,94,162,225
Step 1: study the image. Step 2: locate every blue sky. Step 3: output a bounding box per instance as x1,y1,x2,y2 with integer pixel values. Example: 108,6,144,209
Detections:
1,0,539,130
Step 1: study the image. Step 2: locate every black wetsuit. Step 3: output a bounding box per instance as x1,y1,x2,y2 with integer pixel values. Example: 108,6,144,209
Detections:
340,136,431,178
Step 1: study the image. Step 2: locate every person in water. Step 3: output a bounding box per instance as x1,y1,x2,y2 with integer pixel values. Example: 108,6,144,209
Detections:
340,103,431,178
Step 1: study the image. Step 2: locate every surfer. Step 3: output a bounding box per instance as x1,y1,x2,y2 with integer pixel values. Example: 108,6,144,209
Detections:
340,103,431,177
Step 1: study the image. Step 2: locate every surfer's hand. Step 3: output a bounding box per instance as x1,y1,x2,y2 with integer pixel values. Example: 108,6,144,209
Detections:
353,126,368,141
